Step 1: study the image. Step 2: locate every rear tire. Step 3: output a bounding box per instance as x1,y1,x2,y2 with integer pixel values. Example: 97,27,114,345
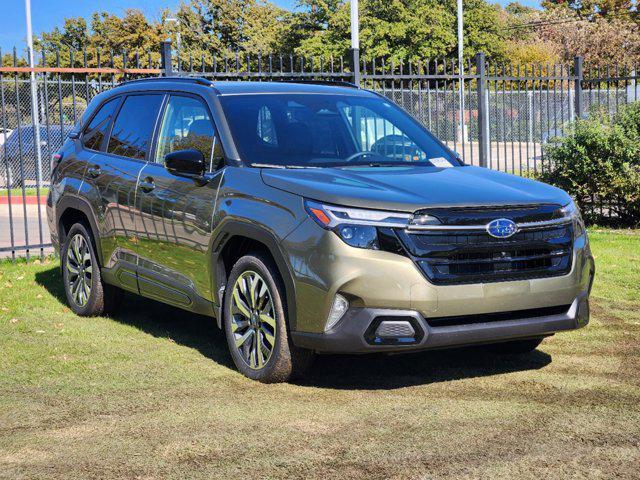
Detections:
61,223,123,316
488,337,544,354
223,253,313,383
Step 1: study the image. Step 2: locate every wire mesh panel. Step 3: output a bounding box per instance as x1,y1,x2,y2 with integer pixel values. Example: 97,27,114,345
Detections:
362,58,480,167
0,47,161,259
583,66,640,116
484,63,577,175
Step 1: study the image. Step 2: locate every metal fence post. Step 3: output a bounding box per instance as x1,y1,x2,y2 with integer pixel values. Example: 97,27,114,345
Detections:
349,48,361,87
574,56,584,118
161,41,173,77
475,52,489,168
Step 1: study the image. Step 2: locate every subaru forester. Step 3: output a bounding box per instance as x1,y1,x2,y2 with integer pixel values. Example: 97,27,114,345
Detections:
47,78,595,382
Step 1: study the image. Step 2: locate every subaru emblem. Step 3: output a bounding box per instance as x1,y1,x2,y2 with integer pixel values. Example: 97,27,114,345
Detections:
486,218,518,239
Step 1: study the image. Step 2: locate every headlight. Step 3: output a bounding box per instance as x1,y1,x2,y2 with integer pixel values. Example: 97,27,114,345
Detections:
304,200,414,251
304,200,411,228
560,200,585,238
335,225,379,249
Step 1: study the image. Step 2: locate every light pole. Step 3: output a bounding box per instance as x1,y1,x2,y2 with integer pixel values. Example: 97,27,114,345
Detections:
25,0,43,189
350,0,359,51
349,0,360,85
457,0,467,145
166,17,181,52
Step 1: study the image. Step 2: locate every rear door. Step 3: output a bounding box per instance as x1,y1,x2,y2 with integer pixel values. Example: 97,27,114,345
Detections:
134,93,225,308
82,93,163,290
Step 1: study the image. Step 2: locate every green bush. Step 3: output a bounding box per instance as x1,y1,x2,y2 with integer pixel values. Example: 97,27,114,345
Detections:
538,102,640,227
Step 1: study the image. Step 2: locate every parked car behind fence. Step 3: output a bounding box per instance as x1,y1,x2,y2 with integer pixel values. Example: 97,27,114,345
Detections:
1,125,72,189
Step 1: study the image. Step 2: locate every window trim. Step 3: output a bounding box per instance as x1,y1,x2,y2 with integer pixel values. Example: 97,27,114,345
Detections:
151,92,226,173
80,95,124,153
103,92,166,164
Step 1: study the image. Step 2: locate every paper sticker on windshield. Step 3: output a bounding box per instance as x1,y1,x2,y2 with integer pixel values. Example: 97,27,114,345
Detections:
430,157,454,168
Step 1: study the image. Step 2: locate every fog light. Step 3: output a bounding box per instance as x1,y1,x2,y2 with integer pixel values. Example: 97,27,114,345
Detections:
325,294,349,331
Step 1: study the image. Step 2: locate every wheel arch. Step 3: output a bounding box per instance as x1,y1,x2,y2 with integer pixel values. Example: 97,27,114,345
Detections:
211,221,297,331
56,196,104,266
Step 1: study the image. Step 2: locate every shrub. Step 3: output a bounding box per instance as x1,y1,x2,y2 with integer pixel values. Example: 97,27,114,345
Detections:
538,102,640,227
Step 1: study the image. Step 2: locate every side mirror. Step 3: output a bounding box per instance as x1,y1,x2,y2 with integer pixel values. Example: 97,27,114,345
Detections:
165,149,205,177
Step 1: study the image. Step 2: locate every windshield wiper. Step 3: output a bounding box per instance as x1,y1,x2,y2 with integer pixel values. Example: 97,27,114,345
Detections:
251,163,316,169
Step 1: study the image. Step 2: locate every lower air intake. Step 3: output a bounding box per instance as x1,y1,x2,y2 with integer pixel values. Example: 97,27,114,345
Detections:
375,320,416,338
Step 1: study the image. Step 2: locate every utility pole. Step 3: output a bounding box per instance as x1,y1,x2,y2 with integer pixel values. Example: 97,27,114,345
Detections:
25,0,43,188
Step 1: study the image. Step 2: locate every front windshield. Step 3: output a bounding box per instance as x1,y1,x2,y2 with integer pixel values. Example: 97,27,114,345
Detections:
219,93,459,168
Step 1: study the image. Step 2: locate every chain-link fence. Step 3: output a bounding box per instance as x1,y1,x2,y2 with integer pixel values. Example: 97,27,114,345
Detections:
1,43,639,258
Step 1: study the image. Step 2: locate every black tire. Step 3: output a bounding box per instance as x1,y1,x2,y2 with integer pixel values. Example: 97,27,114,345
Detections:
223,253,313,383
61,222,123,316
488,337,544,354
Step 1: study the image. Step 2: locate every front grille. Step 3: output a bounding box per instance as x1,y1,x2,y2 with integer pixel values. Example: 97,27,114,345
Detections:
396,223,573,285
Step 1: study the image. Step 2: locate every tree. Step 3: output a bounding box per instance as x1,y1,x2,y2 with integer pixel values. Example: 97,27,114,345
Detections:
541,14,640,67
295,0,507,62
541,0,635,19
38,17,89,51
90,9,163,53
171,0,287,57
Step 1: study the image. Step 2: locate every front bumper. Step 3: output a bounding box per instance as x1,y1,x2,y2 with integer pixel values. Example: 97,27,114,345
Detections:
283,217,595,353
292,292,591,353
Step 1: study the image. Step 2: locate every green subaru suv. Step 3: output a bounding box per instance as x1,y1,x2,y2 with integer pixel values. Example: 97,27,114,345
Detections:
47,78,595,382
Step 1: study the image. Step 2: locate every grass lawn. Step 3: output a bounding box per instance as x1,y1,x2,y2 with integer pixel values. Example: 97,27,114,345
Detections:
0,187,49,198
1,230,639,479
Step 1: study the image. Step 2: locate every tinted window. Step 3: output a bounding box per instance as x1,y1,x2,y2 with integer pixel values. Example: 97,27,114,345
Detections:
107,95,163,160
82,97,120,151
155,95,223,171
219,94,457,168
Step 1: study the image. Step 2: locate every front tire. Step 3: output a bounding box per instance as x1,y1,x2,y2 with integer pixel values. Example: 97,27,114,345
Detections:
223,253,313,383
61,223,122,316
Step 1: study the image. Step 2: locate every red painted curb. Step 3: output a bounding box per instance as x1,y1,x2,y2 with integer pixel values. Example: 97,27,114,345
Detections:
0,195,47,205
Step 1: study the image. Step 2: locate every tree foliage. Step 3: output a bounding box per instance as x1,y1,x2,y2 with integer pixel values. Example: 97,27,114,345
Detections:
294,0,506,62
16,0,640,68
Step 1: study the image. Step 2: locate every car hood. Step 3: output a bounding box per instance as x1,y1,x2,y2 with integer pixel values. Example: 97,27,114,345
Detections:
261,165,571,212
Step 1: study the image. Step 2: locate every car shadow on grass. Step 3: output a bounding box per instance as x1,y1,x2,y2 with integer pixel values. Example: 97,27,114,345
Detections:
35,266,234,370
36,266,552,390
300,348,551,390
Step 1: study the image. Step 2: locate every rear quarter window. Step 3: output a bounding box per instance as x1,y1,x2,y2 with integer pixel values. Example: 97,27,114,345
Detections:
82,97,120,151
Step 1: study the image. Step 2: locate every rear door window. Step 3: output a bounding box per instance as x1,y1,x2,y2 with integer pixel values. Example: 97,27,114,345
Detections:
107,94,163,160
82,97,120,151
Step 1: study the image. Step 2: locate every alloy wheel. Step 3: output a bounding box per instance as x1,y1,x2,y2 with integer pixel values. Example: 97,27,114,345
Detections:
66,233,93,307
230,270,277,370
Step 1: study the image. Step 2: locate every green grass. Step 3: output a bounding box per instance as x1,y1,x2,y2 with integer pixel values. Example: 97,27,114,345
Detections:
1,230,639,479
0,187,49,197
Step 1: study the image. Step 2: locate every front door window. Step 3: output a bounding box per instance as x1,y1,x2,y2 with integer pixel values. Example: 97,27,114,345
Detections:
155,95,223,172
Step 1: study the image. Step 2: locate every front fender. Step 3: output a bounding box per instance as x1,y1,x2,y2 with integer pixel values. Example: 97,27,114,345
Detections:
208,167,306,329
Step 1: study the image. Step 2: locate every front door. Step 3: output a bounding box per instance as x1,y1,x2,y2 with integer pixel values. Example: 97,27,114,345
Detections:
134,94,225,308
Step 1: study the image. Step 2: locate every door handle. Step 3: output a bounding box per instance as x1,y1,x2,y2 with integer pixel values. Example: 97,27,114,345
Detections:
139,177,155,193
87,165,101,178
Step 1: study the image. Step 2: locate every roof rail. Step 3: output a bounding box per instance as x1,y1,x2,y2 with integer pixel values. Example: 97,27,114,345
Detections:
118,76,214,87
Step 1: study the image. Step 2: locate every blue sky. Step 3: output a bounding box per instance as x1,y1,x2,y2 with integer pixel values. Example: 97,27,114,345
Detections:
1,0,541,52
